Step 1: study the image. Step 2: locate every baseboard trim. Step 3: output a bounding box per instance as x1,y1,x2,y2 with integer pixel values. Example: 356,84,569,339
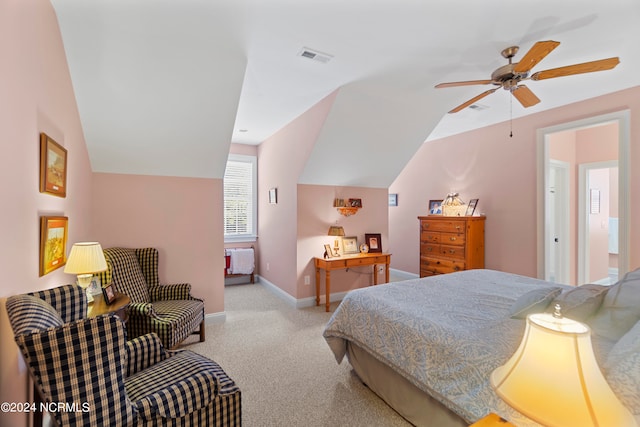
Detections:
205,311,226,324
257,275,352,308
390,268,418,281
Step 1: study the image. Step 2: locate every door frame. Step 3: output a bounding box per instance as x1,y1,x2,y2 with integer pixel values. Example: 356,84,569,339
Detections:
536,109,630,283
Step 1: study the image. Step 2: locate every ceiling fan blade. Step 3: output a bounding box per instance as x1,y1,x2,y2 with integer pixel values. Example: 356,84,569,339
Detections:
511,85,540,108
531,57,620,80
435,80,494,88
448,88,499,113
513,40,560,74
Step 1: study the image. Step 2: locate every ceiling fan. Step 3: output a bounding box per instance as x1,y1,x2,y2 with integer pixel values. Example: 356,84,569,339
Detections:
435,40,620,114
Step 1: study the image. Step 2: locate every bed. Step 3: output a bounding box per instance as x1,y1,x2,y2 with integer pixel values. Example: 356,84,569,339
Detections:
323,269,640,426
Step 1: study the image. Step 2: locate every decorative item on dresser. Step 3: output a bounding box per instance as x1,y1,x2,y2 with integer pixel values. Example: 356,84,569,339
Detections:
418,215,485,277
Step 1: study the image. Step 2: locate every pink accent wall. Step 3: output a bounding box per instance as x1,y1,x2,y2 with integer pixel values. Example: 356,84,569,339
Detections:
257,91,338,298
390,87,640,278
297,185,389,299
91,173,224,315
0,1,93,425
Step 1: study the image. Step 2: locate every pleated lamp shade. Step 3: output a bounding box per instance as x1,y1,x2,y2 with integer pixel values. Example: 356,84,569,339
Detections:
490,312,636,427
64,242,107,277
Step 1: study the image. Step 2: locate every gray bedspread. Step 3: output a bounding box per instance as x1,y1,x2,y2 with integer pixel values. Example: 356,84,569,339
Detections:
323,269,581,425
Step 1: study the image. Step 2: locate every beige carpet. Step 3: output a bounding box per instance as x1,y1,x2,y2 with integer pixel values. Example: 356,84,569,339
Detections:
181,282,411,427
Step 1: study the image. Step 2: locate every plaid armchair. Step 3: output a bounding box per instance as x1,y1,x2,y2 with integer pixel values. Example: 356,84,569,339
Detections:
97,247,205,348
6,285,241,427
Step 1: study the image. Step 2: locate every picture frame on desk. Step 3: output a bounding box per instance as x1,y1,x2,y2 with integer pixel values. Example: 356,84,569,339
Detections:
365,233,382,253
323,244,333,259
342,236,359,254
102,284,117,305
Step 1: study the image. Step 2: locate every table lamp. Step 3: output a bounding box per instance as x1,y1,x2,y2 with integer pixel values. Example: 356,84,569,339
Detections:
490,306,636,427
327,225,345,257
64,242,108,303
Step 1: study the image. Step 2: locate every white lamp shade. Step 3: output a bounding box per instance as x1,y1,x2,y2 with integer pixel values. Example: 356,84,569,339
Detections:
63,242,107,275
490,313,636,427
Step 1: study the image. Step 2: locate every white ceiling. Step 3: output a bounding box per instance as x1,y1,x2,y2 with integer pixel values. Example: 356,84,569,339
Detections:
51,0,640,187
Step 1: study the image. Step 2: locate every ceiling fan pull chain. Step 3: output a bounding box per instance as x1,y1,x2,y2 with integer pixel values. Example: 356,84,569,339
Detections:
510,92,513,138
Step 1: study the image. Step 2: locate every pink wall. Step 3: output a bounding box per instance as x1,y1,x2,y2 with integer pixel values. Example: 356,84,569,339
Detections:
91,173,224,315
390,87,640,278
0,1,94,425
297,185,389,300
257,92,337,298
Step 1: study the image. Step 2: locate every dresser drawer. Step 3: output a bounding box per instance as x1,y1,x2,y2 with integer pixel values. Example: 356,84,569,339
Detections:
421,220,466,233
421,232,441,244
440,232,465,245
420,256,465,274
420,243,439,255
440,244,465,259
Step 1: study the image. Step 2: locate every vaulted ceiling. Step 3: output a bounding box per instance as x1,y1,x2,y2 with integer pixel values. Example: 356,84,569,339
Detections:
51,0,640,187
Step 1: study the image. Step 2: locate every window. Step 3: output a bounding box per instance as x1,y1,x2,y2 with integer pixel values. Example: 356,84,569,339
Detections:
224,154,257,242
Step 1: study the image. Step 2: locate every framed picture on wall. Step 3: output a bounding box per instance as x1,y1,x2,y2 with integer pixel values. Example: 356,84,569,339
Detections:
365,233,382,253
39,133,67,198
39,216,68,276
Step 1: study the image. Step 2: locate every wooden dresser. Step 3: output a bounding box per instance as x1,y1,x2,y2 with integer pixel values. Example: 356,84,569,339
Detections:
418,216,486,277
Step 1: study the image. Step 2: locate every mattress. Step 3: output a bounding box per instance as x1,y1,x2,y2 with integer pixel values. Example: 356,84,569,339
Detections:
323,269,625,425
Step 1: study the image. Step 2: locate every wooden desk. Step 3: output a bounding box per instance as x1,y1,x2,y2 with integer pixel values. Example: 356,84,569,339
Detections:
87,292,130,322
314,253,391,312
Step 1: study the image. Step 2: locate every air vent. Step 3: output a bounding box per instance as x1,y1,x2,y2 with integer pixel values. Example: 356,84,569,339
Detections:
298,47,333,64
469,104,489,111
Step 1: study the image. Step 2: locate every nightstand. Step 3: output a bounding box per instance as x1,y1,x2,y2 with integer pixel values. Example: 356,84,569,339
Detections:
470,413,515,427
87,291,130,322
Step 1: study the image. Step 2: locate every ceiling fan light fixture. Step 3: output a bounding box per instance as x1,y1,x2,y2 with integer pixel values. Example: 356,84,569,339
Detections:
435,40,620,114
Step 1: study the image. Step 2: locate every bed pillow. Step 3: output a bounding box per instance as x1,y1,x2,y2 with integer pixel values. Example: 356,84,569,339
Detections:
547,284,608,321
509,287,562,319
603,320,640,414
588,268,640,341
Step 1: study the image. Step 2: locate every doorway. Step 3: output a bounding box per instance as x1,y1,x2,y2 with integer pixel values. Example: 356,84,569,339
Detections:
537,110,630,285
578,161,619,285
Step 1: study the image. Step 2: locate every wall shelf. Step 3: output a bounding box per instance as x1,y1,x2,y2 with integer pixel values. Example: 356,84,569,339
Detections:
337,207,359,217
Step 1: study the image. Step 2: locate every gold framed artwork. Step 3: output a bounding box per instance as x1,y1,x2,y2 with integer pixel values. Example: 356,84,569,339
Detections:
39,216,68,276
39,133,67,197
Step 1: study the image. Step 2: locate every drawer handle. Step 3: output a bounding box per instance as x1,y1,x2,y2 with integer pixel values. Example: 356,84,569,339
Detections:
427,247,433,252
449,237,457,241
449,249,455,254
424,223,430,228
455,225,461,230
454,266,460,271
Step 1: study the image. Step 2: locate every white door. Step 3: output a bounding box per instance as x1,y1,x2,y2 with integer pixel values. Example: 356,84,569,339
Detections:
547,160,569,284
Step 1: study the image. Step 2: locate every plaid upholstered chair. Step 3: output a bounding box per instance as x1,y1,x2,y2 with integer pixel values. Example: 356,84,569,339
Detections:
97,247,205,348
6,285,241,427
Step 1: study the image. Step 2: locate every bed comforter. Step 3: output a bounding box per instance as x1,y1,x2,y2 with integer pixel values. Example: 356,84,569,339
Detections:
323,269,621,425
